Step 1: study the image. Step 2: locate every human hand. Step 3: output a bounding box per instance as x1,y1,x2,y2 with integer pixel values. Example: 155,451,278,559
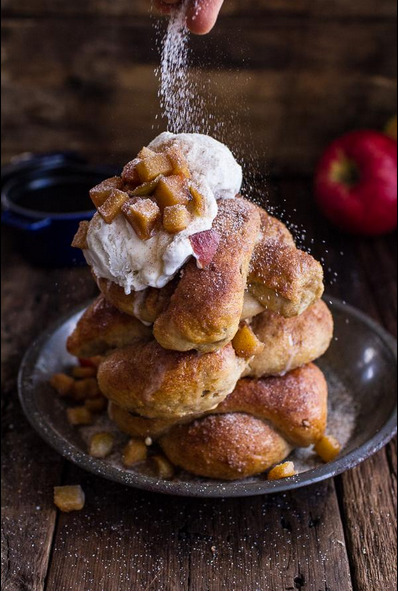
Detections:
154,0,225,35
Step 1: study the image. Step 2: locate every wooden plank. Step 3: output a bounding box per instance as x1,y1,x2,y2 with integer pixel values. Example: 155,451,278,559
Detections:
1,233,98,591
2,19,396,174
2,0,396,19
268,179,397,591
335,237,397,592
336,444,397,592
46,466,352,591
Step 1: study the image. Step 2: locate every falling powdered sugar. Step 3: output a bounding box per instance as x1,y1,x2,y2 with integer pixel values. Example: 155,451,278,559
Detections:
157,0,199,134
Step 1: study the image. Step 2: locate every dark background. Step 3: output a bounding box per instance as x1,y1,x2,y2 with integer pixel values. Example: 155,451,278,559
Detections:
1,0,397,175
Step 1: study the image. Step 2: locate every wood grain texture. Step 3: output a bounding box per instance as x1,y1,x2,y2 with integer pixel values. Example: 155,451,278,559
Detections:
1,236,98,591
1,0,397,19
2,17,396,174
337,443,397,592
45,467,352,591
267,180,398,592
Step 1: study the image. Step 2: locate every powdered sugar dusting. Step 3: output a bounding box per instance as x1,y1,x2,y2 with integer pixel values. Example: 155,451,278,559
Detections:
292,365,357,473
156,0,200,134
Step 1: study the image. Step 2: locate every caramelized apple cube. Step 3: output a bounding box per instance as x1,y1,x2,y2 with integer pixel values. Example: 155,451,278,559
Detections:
189,184,206,216
268,462,296,481
50,373,75,397
232,325,265,358
136,153,173,182
314,435,341,463
71,366,97,379
54,485,85,512
130,177,161,197
138,146,156,159
71,221,89,250
89,432,114,458
155,175,190,210
84,396,108,413
121,158,141,186
98,189,129,223
72,378,101,401
66,406,93,426
163,204,191,234
167,146,191,178
122,438,148,467
122,198,161,240
89,177,124,208
151,455,175,480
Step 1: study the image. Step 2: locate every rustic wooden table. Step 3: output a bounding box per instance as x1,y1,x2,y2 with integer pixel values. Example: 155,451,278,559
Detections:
1,179,397,591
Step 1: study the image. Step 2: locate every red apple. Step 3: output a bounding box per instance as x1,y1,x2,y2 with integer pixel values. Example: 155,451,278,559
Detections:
190,229,220,269
314,130,397,235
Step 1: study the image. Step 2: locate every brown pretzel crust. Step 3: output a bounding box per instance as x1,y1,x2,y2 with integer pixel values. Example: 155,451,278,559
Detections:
161,414,293,480
97,341,246,419
66,295,152,358
153,197,261,352
248,207,324,317
245,299,334,377
108,364,327,479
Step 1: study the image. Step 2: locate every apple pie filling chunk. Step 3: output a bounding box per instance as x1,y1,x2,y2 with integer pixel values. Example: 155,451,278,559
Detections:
88,146,207,238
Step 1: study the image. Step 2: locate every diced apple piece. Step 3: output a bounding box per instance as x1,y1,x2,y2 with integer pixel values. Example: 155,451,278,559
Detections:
167,146,191,178
72,378,101,401
121,158,141,186
130,176,161,197
122,198,161,240
155,175,190,210
71,366,97,379
98,189,129,224
189,230,220,269
151,455,175,480
163,204,191,234
122,438,148,467
268,462,296,481
314,435,341,462
138,146,156,159
71,221,89,250
189,184,206,216
136,153,173,182
66,406,93,426
50,373,75,397
89,432,114,458
89,177,124,208
232,324,265,358
84,396,108,413
54,485,85,512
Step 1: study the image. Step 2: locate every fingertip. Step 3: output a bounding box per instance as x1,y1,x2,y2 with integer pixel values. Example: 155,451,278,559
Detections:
186,0,223,35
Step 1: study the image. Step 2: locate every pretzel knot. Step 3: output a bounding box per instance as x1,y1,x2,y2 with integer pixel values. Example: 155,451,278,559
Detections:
108,364,327,480
69,172,332,479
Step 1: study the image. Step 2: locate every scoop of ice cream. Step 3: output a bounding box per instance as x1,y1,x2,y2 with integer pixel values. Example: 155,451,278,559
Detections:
149,132,242,200
84,133,242,293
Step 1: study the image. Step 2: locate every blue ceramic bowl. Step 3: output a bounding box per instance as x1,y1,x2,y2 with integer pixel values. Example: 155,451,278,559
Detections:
1,153,119,267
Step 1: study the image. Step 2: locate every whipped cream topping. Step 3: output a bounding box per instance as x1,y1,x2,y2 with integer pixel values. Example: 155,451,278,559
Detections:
84,133,242,293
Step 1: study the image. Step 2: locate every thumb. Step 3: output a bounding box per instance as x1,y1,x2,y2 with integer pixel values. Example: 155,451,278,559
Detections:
186,0,225,35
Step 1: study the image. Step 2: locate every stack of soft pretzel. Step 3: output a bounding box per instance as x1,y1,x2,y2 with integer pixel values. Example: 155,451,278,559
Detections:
68,145,333,480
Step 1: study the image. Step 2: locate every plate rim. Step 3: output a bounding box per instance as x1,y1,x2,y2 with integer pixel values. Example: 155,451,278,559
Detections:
18,296,397,498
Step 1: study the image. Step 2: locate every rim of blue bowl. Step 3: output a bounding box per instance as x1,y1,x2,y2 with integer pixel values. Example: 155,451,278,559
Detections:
1,164,117,220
